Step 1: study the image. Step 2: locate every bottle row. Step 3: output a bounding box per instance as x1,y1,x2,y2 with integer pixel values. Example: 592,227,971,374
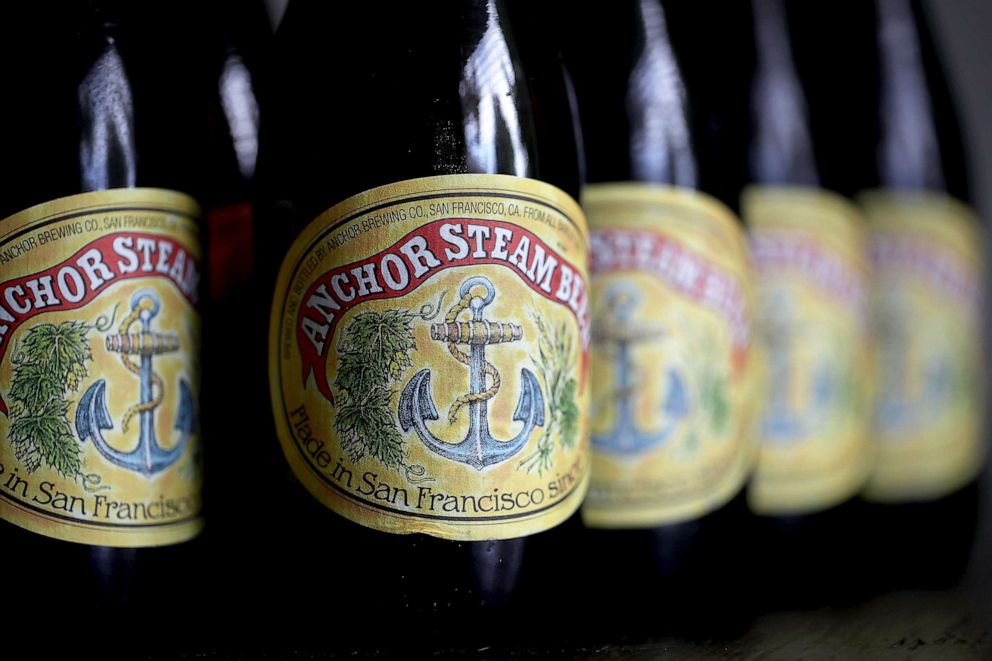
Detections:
0,0,984,654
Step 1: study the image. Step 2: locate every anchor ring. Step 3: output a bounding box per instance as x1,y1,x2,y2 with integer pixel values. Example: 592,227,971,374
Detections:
131,288,162,319
605,282,640,321
459,276,496,307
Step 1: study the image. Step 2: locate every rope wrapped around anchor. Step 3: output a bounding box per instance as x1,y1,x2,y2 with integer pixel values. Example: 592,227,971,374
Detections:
106,297,180,432
432,289,523,424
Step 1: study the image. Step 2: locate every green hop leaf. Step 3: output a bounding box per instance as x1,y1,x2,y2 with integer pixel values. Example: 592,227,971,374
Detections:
558,378,579,449
331,307,421,475
5,321,91,476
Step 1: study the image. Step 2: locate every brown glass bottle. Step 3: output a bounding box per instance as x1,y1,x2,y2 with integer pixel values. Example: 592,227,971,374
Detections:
783,0,983,594
0,1,210,653
735,0,872,609
865,0,980,591
564,0,755,641
254,0,587,653
198,0,270,648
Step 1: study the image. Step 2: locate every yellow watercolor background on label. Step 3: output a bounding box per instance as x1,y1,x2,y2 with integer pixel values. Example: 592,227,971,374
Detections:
745,186,873,516
0,188,202,547
582,183,757,528
862,190,986,503
270,174,590,541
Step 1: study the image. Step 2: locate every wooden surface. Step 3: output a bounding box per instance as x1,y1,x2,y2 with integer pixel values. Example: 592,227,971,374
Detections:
578,587,990,659
172,579,991,660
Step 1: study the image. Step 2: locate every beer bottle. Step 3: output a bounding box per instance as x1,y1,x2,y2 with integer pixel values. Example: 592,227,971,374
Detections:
255,0,589,652
565,0,757,638
0,1,208,651
204,0,266,305
739,0,874,608
785,0,984,592
859,0,984,589
199,0,269,640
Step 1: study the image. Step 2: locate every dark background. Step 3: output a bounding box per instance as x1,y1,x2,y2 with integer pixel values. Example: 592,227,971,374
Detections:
931,0,992,222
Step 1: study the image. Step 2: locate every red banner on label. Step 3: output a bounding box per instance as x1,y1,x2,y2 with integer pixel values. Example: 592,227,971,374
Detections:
752,231,868,313
591,227,751,370
296,218,590,405
0,232,200,415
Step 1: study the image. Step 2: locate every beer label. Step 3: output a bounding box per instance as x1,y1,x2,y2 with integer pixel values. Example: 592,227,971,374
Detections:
581,183,756,528
745,187,872,515
270,174,590,541
0,189,203,546
862,190,986,502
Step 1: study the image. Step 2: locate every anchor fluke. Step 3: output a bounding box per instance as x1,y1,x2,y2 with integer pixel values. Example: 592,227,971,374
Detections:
513,368,545,427
175,380,197,435
153,378,197,472
398,369,439,432
75,379,114,443
663,371,688,418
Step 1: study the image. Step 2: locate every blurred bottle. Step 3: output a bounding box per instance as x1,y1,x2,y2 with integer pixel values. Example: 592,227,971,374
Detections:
565,0,757,639
255,0,589,652
740,0,873,608
199,0,269,643
204,0,266,304
0,1,209,651
503,0,586,193
788,0,985,591
858,0,984,589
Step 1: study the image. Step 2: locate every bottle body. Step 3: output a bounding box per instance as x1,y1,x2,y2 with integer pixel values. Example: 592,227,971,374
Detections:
565,0,756,639
859,0,984,589
0,2,209,650
254,1,589,651
198,0,269,635
721,0,875,608
789,0,985,591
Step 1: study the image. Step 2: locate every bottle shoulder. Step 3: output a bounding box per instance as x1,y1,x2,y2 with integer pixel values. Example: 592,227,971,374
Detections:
258,0,581,226
0,3,212,218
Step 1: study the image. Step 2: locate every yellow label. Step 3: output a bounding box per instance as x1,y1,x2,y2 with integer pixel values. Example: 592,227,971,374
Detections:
0,189,203,547
745,187,873,515
581,183,757,528
270,174,590,541
862,190,986,502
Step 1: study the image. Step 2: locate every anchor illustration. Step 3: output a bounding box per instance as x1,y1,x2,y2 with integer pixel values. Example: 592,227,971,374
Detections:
591,284,688,455
75,289,195,476
760,290,835,441
874,293,951,433
398,276,545,470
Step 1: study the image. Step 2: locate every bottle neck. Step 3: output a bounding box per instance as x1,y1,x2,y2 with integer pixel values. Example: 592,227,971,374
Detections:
749,0,819,187
570,0,699,187
875,0,946,192
626,0,698,187
78,34,138,192
458,0,535,178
